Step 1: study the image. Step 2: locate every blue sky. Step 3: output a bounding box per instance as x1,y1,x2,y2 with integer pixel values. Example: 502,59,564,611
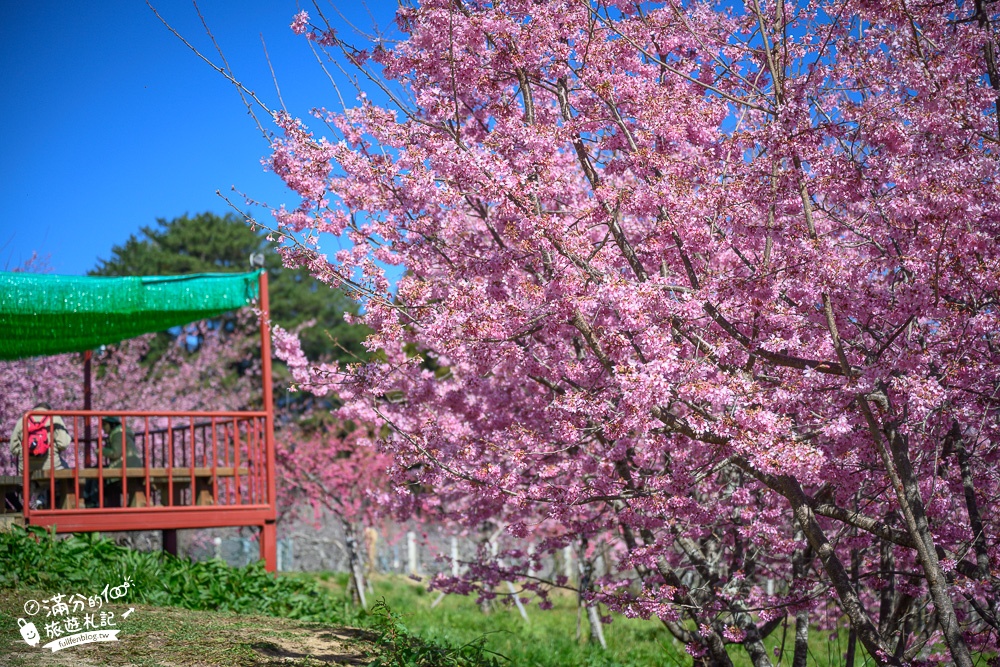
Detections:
0,1,398,275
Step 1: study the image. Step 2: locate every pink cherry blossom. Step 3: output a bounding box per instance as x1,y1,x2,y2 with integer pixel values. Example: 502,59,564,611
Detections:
258,1,1000,664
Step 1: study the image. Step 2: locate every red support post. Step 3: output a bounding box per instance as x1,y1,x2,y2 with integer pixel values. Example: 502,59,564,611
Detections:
144,416,151,508
121,416,128,508
97,415,105,509
167,417,174,507
233,419,241,506
48,416,55,508
72,418,80,509
259,269,279,572
189,419,196,506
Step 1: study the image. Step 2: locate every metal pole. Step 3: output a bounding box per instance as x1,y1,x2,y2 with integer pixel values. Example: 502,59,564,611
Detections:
22,413,30,521
83,350,92,467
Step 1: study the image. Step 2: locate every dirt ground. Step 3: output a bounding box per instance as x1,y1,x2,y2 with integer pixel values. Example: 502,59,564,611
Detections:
0,594,374,667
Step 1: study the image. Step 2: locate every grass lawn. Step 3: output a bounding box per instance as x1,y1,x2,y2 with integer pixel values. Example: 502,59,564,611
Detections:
361,575,679,667
0,571,878,667
339,574,868,667
0,519,874,667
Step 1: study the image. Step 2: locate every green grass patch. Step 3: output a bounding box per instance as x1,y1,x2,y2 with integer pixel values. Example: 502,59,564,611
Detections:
364,575,683,667
358,574,878,667
0,527,496,666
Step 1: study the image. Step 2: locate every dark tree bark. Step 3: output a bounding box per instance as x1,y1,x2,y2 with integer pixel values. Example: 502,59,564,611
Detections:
859,399,974,667
791,536,812,667
878,532,896,636
777,475,902,666
845,548,860,667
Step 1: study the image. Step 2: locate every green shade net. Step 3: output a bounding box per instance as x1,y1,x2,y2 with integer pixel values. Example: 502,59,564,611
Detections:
0,271,261,360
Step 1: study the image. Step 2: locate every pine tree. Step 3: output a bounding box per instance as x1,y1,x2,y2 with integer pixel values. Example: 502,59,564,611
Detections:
93,212,368,363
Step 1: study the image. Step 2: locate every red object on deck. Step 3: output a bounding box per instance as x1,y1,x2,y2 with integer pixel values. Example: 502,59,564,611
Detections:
7,271,279,571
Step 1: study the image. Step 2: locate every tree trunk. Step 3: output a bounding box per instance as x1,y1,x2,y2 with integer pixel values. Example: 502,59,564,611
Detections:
613,467,731,665
587,602,607,649
844,549,860,667
731,601,773,667
577,543,604,648
791,535,812,667
345,524,367,608
778,476,901,666
950,421,1000,628
792,610,809,667
726,523,773,667
878,533,895,635
652,555,734,667
860,403,975,667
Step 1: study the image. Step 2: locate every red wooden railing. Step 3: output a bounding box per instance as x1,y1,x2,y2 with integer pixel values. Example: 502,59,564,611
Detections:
15,411,269,507
1,409,276,566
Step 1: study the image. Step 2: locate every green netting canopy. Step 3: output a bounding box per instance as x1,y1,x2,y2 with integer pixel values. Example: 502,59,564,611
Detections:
0,271,261,360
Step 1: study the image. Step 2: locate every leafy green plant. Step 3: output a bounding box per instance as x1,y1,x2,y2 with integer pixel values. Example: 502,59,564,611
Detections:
0,526,351,624
368,598,501,667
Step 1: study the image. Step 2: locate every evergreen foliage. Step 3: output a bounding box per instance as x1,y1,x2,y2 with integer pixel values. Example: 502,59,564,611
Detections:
92,212,368,364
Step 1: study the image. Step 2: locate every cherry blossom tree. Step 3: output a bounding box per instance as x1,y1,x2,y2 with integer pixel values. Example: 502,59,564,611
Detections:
245,0,1000,664
0,353,83,447
274,419,396,606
